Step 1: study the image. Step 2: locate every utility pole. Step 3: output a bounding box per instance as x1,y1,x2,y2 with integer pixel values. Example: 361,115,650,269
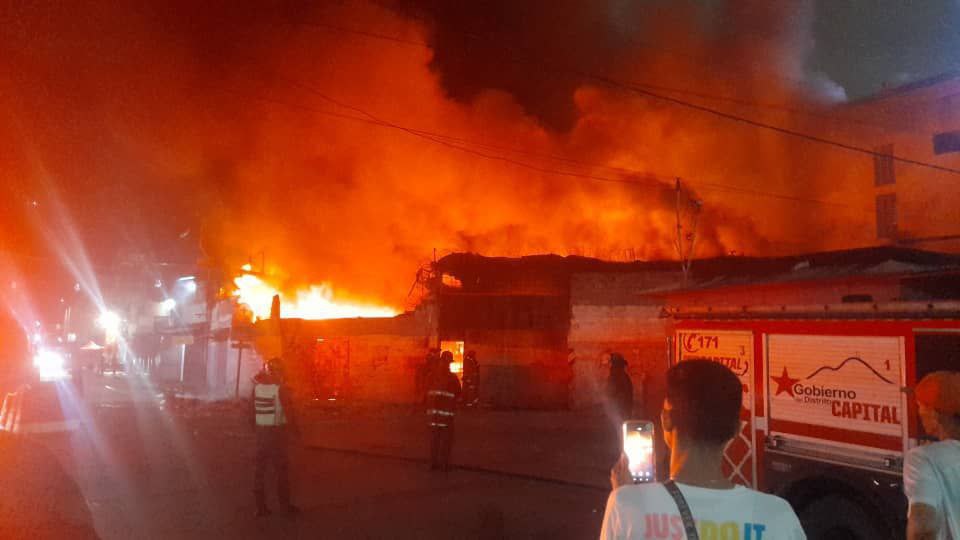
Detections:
674,178,702,284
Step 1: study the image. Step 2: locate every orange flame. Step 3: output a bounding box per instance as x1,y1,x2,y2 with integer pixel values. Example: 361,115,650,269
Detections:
233,273,397,321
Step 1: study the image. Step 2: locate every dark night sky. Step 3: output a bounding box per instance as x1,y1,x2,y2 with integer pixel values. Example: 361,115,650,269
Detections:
812,0,960,99
403,0,960,129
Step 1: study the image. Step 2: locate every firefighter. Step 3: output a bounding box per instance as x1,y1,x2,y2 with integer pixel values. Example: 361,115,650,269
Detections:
252,357,298,517
415,349,438,412
426,350,461,471
462,350,480,407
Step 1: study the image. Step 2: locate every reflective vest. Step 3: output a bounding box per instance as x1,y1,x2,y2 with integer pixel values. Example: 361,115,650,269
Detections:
254,383,286,427
426,388,456,428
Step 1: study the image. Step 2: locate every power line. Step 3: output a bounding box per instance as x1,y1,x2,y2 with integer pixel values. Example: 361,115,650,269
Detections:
286,16,960,176
368,0,820,97
263,58,871,210
158,23,871,210
287,17,914,134
588,74,960,176
213,77,865,210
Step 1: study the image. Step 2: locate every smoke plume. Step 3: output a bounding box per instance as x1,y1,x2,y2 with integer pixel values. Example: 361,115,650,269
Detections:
1,1,876,309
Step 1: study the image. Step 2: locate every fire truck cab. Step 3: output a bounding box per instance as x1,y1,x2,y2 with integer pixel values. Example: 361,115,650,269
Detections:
666,301,960,540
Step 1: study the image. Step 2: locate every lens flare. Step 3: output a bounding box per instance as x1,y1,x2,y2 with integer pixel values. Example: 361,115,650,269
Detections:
97,311,121,332
160,298,176,314
33,349,68,381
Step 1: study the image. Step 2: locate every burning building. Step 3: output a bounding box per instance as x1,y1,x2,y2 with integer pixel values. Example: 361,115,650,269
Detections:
432,253,679,409
7,1,960,414
251,311,431,405
243,246,960,413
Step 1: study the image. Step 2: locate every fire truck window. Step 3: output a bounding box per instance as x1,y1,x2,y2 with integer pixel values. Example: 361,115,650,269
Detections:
914,334,960,379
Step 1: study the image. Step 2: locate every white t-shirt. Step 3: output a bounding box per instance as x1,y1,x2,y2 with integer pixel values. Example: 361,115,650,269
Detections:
904,439,960,540
600,482,805,540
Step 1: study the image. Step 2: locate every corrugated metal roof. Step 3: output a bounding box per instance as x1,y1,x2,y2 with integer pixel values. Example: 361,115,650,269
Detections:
436,247,960,293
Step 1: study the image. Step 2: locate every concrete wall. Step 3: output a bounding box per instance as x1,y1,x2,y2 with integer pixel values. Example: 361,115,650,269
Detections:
438,291,571,409
567,272,679,411
567,305,667,412
339,335,428,404
266,314,432,405
458,329,570,409
837,77,960,250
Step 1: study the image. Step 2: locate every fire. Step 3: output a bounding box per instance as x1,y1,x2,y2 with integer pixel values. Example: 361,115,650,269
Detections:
233,273,397,321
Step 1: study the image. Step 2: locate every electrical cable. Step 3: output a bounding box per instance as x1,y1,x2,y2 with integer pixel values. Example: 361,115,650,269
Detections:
285,16,960,176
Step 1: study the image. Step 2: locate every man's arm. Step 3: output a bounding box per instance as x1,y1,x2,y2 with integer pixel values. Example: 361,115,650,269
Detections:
907,503,940,540
903,449,941,540
280,383,298,433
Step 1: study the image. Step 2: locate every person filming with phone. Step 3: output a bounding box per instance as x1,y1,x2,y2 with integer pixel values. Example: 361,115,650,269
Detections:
601,360,805,539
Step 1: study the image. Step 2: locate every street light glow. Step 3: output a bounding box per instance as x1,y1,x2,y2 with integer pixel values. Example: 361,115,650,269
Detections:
97,311,121,334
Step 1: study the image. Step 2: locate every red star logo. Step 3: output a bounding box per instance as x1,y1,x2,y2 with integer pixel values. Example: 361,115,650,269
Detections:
771,367,800,397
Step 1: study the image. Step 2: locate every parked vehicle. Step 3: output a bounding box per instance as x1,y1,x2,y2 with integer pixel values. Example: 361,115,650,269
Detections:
667,300,960,540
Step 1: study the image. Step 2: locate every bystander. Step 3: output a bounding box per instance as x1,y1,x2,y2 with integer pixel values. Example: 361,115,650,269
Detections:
904,371,960,540
601,360,805,539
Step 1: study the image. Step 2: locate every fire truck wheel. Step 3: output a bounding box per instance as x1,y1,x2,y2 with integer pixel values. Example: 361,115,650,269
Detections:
799,495,890,540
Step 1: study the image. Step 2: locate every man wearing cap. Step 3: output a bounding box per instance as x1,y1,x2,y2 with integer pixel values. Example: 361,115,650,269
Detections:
904,371,960,540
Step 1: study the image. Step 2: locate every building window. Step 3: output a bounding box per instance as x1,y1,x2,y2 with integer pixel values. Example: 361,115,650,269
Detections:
875,193,898,239
873,144,895,186
933,130,960,155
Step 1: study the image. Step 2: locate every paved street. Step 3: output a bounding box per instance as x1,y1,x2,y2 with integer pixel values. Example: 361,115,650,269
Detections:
300,404,625,489
8,373,611,539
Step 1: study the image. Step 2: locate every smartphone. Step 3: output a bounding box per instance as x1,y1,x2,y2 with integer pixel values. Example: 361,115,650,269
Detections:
623,420,656,483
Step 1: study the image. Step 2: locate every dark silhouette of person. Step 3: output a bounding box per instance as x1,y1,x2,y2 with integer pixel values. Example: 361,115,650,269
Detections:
426,351,462,471
607,352,633,422
462,350,480,407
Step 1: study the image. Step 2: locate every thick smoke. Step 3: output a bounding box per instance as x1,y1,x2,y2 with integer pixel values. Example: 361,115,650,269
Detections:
1,1,874,309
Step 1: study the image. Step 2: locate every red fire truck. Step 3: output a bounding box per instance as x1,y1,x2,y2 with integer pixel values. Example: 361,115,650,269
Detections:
666,301,960,540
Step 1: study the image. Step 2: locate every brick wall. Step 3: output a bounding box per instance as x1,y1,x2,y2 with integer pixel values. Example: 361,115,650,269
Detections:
341,335,428,403
570,272,678,305
450,329,570,409
567,304,668,411
566,271,680,411
280,332,429,405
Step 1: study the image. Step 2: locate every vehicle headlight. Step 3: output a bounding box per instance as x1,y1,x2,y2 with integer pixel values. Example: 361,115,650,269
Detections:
33,349,68,381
